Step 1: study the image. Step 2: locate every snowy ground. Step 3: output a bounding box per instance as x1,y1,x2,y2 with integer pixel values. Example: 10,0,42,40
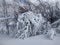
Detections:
0,34,60,45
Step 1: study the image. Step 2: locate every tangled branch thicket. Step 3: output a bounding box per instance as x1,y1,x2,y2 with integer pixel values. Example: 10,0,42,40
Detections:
0,0,60,40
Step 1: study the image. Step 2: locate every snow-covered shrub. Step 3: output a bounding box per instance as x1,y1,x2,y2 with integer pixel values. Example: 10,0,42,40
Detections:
45,28,56,40
0,19,8,34
15,11,46,39
56,26,60,34
0,0,60,40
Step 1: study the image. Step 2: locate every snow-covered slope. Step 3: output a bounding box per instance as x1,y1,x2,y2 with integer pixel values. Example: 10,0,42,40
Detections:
0,35,60,45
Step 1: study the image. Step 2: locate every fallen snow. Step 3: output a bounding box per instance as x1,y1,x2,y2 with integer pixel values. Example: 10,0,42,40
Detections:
0,34,60,45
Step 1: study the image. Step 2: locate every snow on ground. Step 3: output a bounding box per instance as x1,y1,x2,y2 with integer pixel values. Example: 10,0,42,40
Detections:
0,34,60,45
